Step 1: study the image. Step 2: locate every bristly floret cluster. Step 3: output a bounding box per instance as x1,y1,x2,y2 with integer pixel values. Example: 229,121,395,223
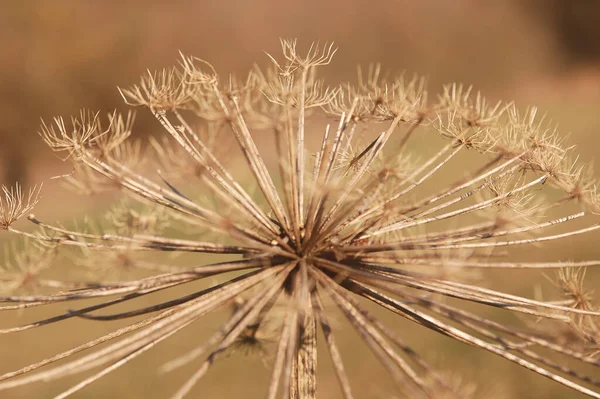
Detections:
1,39,600,399
0,183,41,230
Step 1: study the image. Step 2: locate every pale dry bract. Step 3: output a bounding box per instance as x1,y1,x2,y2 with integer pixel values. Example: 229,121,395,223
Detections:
1,39,600,398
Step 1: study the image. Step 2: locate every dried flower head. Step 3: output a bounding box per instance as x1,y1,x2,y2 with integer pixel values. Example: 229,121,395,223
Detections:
0,183,41,230
1,40,600,398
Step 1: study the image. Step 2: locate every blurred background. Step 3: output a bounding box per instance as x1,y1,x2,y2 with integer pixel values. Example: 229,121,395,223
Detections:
1,1,600,398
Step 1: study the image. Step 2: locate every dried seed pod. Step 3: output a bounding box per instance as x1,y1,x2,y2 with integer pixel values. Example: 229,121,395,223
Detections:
1,39,600,399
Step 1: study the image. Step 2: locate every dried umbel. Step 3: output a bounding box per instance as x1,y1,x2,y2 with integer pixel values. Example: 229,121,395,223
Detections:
1,40,600,398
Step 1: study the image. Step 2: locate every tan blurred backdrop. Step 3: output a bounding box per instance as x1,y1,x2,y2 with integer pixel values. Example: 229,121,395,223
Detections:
1,1,600,398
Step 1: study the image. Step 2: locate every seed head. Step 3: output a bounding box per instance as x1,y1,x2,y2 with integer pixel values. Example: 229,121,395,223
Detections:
0,183,41,230
2,40,600,398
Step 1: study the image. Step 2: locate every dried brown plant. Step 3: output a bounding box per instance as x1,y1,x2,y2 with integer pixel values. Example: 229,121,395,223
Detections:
1,39,600,398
